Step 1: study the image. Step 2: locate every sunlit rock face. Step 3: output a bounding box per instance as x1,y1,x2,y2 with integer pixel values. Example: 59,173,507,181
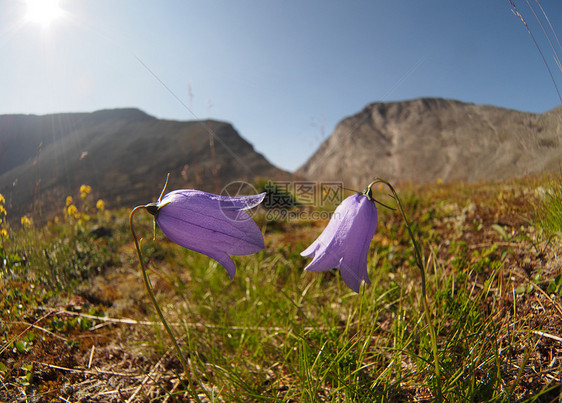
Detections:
297,97,562,188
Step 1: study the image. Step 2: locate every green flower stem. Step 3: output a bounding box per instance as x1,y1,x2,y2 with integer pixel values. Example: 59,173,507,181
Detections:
129,205,201,402
367,179,442,399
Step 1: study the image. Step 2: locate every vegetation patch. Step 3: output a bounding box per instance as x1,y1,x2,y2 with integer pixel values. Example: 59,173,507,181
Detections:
1,174,561,401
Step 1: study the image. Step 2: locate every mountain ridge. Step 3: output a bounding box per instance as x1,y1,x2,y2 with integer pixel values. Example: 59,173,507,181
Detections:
3,98,561,223
297,97,562,188
0,108,291,223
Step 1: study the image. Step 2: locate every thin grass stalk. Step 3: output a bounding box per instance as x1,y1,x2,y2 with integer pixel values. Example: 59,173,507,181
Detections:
508,0,562,102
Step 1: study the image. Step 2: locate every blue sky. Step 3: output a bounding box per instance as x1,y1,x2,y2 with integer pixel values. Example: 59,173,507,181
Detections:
1,0,561,171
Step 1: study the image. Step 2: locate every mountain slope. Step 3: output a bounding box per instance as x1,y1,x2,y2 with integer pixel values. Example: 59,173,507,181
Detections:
297,98,562,188
0,109,290,222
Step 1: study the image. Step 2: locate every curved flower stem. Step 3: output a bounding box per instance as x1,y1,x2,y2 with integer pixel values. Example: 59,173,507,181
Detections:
366,179,442,399
130,205,201,402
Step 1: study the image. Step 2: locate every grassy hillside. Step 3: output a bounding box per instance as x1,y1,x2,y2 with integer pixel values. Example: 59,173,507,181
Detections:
0,174,561,401
0,109,292,225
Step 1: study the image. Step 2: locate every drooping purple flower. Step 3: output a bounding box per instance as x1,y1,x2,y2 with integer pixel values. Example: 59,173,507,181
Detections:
147,189,266,279
301,191,378,293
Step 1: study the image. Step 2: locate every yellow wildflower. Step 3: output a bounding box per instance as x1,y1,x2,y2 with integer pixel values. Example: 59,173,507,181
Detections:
0,193,5,204
0,229,7,239
21,215,33,229
80,184,92,199
0,205,6,216
67,205,78,217
96,199,105,212
437,178,443,185
66,196,73,207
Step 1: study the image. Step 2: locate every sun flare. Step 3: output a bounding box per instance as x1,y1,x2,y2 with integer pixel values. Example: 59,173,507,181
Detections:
24,0,63,27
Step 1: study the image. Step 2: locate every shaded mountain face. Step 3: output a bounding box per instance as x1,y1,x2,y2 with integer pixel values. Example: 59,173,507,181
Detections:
297,98,562,189
0,108,291,223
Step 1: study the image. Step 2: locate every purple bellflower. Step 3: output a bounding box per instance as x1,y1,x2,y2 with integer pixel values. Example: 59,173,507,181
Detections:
146,189,266,279
301,187,378,293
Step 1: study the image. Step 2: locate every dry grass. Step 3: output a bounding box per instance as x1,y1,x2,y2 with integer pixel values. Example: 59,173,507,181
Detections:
1,174,562,402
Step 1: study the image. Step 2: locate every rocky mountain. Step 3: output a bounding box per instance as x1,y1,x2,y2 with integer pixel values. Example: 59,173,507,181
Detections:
0,108,291,223
297,98,562,188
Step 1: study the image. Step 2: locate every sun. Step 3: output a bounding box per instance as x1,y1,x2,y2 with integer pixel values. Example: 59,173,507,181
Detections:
24,0,63,27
